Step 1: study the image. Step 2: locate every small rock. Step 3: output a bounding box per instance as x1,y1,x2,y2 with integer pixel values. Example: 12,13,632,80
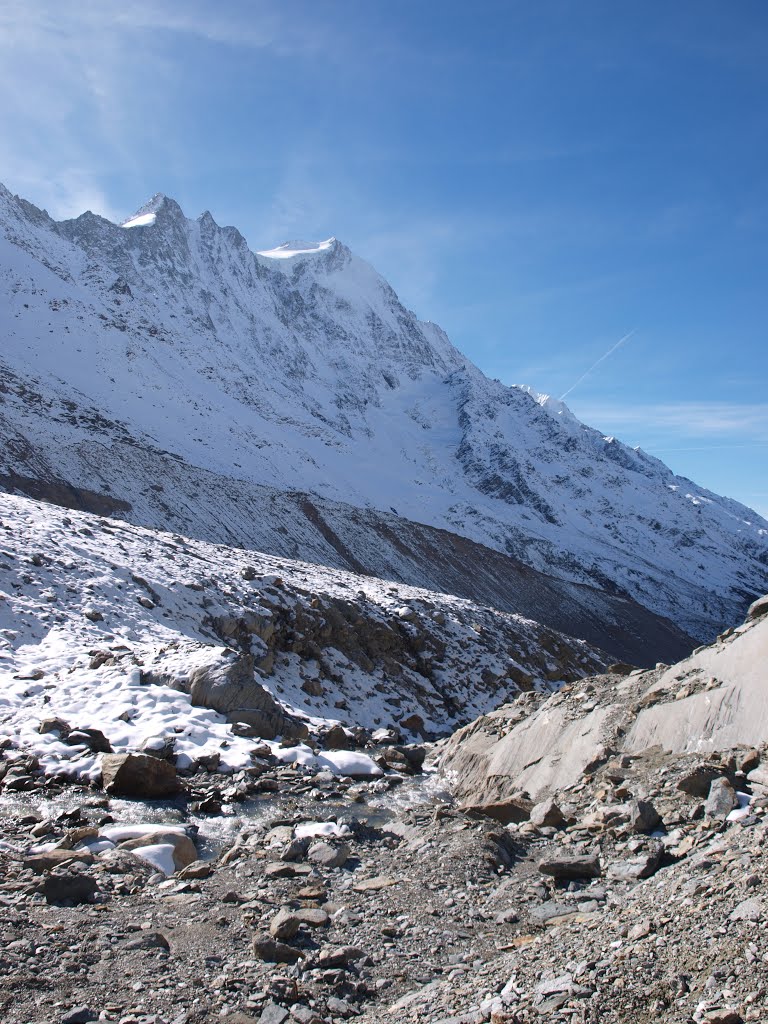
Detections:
317,945,365,968
124,931,170,951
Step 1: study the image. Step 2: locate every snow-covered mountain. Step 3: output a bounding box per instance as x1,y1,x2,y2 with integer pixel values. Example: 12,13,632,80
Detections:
1,182,766,650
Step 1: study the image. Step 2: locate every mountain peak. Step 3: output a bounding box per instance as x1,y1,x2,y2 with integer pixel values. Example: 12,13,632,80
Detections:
257,237,337,260
122,192,183,229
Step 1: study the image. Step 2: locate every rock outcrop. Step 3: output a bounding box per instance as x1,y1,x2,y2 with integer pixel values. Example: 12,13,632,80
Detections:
441,595,768,806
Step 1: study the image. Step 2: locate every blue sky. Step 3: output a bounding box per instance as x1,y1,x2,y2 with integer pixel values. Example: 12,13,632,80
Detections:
2,0,766,517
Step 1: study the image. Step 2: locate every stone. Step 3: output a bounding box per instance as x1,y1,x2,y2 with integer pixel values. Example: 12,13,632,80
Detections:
746,594,768,620
323,723,354,749
677,764,731,798
66,727,112,753
38,716,71,737
24,848,95,873
464,796,533,825
629,798,662,833
42,872,98,904
607,845,662,881
307,841,350,868
317,944,365,968
61,1008,98,1024
529,798,566,829
352,875,397,892
729,898,763,922
124,931,170,951
119,831,198,870
703,1013,744,1024
258,1003,290,1024
269,908,301,941
100,752,180,797
705,777,739,819
538,853,601,880
296,907,330,927
177,859,212,879
252,936,305,963
186,654,306,740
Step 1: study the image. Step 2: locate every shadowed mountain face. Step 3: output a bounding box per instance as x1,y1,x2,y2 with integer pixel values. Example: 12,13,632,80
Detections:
0,182,766,661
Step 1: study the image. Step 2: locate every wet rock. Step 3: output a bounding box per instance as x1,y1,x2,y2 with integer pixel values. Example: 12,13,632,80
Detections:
100,752,180,797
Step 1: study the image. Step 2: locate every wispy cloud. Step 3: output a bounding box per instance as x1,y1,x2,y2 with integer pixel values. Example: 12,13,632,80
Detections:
0,1,336,219
571,401,768,438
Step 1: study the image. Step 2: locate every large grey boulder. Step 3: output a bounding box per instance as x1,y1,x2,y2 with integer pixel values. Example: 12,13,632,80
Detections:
100,752,180,797
185,654,306,740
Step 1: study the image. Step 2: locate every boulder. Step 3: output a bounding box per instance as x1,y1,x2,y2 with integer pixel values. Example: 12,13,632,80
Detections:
463,795,533,825
747,593,768,620
118,831,198,870
629,799,662,833
538,853,601,880
100,752,180,797
252,936,304,963
705,777,740,819
307,841,350,869
530,798,567,829
186,653,307,740
42,872,98,904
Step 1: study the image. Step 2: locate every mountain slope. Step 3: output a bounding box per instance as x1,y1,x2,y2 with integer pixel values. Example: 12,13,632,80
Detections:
0,182,766,646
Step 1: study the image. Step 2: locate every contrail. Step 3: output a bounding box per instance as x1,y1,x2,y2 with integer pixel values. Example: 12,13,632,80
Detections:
559,329,636,401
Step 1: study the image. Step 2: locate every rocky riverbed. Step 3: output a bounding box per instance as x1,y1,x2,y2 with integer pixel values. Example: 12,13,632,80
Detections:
1,730,767,1024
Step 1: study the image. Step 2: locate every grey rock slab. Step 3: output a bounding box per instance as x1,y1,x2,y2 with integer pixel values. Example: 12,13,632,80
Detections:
258,1003,290,1024
537,853,601,880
